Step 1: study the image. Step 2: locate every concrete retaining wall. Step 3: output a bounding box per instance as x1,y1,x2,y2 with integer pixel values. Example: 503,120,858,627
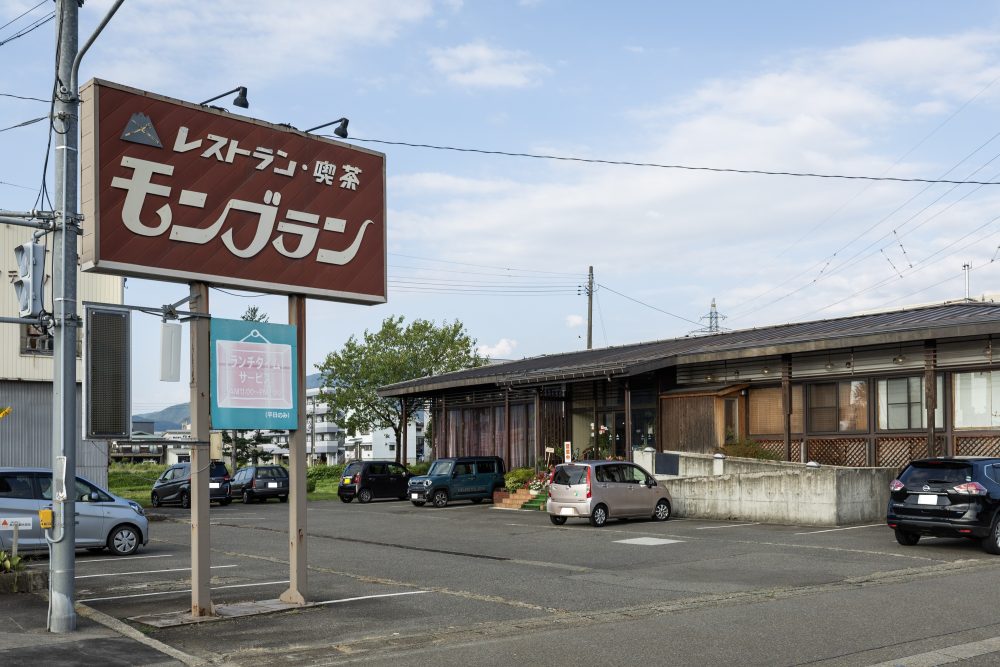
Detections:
634,450,894,526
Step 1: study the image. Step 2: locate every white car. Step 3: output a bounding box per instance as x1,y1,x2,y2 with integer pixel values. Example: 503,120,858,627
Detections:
0,467,148,556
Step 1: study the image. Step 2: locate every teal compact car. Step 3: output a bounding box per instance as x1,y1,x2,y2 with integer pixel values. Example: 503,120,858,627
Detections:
407,456,506,507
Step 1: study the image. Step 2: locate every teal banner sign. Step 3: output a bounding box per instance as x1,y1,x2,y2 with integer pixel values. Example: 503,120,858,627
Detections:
210,318,298,430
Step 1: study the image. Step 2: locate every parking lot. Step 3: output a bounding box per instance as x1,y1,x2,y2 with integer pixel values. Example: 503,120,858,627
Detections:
47,497,1000,665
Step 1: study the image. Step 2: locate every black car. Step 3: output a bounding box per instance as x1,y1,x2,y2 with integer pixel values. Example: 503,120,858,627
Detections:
231,465,289,503
338,460,411,503
887,456,1000,553
151,461,232,508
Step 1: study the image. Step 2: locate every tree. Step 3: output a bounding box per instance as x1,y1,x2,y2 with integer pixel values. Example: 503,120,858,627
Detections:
317,316,486,464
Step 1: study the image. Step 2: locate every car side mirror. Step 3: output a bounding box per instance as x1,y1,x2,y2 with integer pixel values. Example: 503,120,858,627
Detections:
646,479,656,488
452,471,459,478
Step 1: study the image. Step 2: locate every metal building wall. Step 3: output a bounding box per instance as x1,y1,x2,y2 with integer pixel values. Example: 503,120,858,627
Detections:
0,380,108,488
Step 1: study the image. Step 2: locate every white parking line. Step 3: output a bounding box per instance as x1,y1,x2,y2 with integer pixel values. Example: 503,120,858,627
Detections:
795,524,885,535
77,554,173,564
80,580,290,603
695,523,759,530
314,591,430,606
76,565,237,579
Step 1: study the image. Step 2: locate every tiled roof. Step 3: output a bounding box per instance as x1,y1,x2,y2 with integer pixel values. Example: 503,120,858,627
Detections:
379,301,1000,396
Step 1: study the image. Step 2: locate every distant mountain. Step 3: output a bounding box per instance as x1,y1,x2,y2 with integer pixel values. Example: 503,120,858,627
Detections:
133,373,324,432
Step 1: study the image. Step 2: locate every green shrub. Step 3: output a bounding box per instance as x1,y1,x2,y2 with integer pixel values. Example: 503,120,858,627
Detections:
504,467,535,493
306,478,317,493
307,464,345,483
720,438,782,461
407,461,431,476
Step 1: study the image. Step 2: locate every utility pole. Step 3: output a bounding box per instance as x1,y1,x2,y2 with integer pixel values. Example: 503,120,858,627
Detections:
47,1,125,632
964,263,971,300
48,0,80,633
586,266,593,350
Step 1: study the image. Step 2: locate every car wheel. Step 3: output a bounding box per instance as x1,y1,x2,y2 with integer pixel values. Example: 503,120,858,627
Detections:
242,490,252,505
653,499,672,522
340,496,353,503
550,515,567,526
150,492,161,508
894,528,920,546
984,515,1000,555
180,491,190,509
432,489,448,508
411,500,426,507
279,495,288,503
107,525,141,556
358,488,373,503
589,504,608,527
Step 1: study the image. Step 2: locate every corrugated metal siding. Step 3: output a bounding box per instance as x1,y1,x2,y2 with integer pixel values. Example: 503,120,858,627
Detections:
1,224,122,382
0,380,108,487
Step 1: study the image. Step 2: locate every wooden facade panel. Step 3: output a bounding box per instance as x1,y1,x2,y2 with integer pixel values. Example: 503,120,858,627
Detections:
660,396,716,454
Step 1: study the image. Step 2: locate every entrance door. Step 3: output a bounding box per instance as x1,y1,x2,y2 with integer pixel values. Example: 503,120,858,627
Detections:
598,412,628,459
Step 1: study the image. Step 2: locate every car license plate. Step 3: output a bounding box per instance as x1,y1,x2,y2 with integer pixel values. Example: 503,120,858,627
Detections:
209,482,220,489
411,493,419,500
917,494,937,505
268,482,278,488
342,477,351,484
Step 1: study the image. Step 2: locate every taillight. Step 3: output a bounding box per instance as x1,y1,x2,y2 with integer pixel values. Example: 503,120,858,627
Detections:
585,466,592,499
889,479,905,492
353,473,361,484
250,478,256,489
224,474,230,482
953,482,988,496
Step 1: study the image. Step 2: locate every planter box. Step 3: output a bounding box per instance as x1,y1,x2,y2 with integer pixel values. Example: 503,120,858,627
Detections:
0,569,48,595
492,490,510,503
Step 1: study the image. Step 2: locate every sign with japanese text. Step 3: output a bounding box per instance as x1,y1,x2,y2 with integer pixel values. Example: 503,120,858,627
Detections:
210,318,298,430
80,79,386,304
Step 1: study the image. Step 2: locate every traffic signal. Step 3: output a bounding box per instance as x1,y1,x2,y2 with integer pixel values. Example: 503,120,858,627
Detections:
13,242,44,318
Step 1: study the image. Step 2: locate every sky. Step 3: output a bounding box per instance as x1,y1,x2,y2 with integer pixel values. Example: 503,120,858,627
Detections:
5,1,1000,414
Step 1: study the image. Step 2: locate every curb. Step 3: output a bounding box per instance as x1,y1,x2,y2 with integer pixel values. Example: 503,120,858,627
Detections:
73,600,209,667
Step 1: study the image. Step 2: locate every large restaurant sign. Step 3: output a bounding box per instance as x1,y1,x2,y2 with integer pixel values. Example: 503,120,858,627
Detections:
80,79,386,304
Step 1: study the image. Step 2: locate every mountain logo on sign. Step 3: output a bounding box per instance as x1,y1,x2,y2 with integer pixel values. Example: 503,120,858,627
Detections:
120,112,163,148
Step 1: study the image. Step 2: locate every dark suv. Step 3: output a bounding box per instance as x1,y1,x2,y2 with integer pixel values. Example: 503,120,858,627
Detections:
887,456,1000,553
338,460,412,503
231,465,289,504
408,456,506,507
151,461,232,508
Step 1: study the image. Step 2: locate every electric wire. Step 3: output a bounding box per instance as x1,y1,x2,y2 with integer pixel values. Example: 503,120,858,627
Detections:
347,136,1000,186
0,92,49,102
0,1,47,33
0,115,46,132
596,283,702,327
0,10,53,47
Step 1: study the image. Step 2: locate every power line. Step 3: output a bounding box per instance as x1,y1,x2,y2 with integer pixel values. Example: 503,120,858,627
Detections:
0,179,35,191
347,136,1000,186
0,1,47,33
0,10,53,47
0,116,46,132
596,283,702,327
0,92,49,102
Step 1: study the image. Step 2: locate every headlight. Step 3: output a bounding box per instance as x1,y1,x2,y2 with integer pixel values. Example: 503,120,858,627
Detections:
423,479,432,487
128,501,145,516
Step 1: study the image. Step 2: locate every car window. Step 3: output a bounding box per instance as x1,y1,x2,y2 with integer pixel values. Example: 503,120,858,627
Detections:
0,473,34,500
388,464,407,475
477,460,496,475
258,467,287,479
368,463,387,475
211,462,229,477
428,460,454,476
622,465,647,485
553,466,587,485
989,465,1000,485
454,462,474,476
900,462,973,486
595,465,612,483
344,463,362,477
75,478,112,503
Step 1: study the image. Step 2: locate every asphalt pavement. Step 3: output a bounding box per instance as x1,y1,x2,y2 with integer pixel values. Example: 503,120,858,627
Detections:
6,498,1000,665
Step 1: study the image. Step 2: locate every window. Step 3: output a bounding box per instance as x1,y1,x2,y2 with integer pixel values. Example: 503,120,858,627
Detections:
454,462,473,475
0,473,34,499
724,398,738,443
748,386,804,435
807,381,868,433
388,464,407,475
20,323,82,356
476,460,496,474
622,465,647,485
954,371,1000,429
75,478,111,503
368,463,387,475
877,376,944,430
553,466,587,485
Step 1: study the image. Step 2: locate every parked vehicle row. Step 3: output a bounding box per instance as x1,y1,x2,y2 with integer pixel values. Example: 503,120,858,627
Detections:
150,462,291,507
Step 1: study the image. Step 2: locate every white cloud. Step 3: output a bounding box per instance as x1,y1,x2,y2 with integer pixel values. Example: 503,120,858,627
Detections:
81,0,434,88
428,41,550,88
565,314,585,328
478,338,518,358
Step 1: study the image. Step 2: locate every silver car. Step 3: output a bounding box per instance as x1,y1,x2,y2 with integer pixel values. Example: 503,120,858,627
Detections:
0,467,149,556
547,461,672,527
